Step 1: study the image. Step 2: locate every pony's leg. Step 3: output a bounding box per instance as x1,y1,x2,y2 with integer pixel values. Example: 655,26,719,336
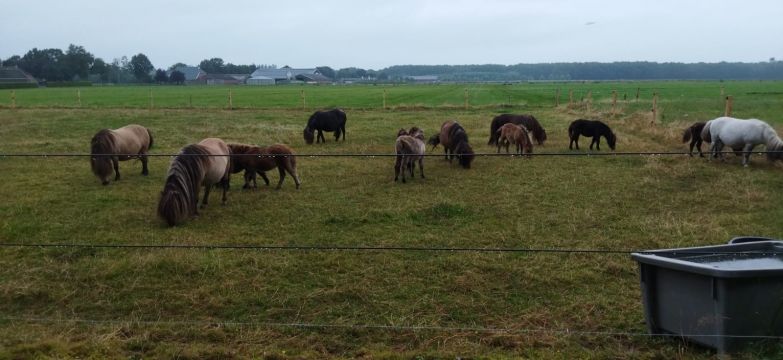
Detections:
401,156,407,183
112,156,120,181
256,171,270,186
394,155,401,182
418,157,425,178
696,139,704,158
221,175,229,204
141,153,149,175
742,143,754,167
201,183,212,208
283,160,301,189
409,159,415,177
276,165,286,189
242,170,252,189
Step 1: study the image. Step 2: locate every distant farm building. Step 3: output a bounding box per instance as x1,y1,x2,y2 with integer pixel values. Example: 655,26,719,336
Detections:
247,66,330,85
0,66,37,87
204,73,248,85
408,75,439,83
168,66,206,85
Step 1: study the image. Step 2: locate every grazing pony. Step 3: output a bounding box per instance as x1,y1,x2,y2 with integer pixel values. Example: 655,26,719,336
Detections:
90,124,153,185
568,119,617,151
438,120,475,168
701,117,783,167
488,114,547,146
228,143,301,190
394,127,426,183
496,123,533,155
157,138,231,227
303,108,347,144
682,122,708,157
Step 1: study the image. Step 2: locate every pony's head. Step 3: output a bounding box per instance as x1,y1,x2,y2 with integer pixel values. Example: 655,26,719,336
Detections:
607,131,617,150
408,127,424,140
767,142,783,162
303,126,315,144
397,128,408,137
157,145,207,227
455,141,475,169
90,129,115,185
427,134,440,150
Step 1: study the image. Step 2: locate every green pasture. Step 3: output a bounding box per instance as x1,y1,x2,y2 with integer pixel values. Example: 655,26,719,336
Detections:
1,82,783,358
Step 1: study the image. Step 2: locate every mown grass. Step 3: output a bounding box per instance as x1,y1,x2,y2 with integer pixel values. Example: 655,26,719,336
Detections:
1,82,783,358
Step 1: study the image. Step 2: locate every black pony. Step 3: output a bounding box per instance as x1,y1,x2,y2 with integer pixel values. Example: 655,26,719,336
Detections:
488,114,547,146
437,120,475,169
303,108,347,144
568,119,616,151
682,121,707,157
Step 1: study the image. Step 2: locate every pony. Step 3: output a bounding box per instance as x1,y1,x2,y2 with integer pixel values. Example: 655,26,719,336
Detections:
90,124,153,185
438,120,475,168
303,108,347,144
568,119,617,151
488,114,547,146
394,127,426,183
682,121,708,157
157,138,231,227
496,123,533,155
701,117,783,167
228,143,301,190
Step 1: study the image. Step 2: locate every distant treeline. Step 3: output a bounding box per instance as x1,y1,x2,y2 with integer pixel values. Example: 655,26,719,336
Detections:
382,62,783,81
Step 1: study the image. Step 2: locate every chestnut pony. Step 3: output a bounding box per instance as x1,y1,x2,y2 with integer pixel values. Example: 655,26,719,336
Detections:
228,143,301,189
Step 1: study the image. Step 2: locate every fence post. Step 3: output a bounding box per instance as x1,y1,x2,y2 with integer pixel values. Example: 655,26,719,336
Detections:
611,90,617,115
228,89,233,110
77,89,82,107
555,88,560,107
189,95,193,108
149,88,153,110
635,87,640,101
586,90,592,113
11,90,16,109
651,92,658,125
568,89,573,107
464,88,469,110
301,90,306,110
724,95,733,117
720,85,725,98
383,89,387,109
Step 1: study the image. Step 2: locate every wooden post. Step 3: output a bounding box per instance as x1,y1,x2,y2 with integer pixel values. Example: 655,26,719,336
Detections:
724,95,733,117
555,88,560,107
189,95,193,108
586,90,592,113
149,88,153,110
635,87,640,101
11,90,16,109
568,89,573,107
228,89,233,109
77,89,82,107
464,88,468,110
651,92,658,125
720,85,725,97
611,90,617,115
300,89,306,110
383,89,387,109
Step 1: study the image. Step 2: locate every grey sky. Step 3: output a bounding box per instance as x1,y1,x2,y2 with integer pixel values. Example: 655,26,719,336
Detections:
2,0,782,70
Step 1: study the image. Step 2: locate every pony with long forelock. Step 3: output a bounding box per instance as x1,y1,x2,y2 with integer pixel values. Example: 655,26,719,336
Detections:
496,123,533,155
90,124,153,185
228,143,301,190
435,120,475,168
394,127,426,183
157,138,231,227
682,121,708,157
701,116,783,167
568,119,617,151
303,108,347,144
488,114,547,146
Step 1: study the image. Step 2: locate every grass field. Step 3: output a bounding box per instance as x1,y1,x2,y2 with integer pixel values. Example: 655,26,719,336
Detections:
1,82,783,358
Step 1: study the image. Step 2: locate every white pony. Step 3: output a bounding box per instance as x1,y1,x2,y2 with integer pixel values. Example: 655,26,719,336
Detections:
700,117,783,166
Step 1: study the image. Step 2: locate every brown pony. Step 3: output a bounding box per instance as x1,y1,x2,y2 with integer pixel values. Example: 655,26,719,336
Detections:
228,143,301,190
682,121,708,157
157,138,231,227
488,114,547,146
496,123,533,155
436,120,474,168
394,127,426,183
90,124,153,185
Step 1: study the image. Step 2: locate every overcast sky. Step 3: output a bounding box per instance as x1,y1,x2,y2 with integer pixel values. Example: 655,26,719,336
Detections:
2,0,782,70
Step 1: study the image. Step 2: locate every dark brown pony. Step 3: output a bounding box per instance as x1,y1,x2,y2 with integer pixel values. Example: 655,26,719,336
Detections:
304,108,347,144
488,114,547,146
394,127,426,183
157,138,231,227
682,121,708,157
90,124,153,185
228,143,301,190
436,120,474,169
496,123,533,155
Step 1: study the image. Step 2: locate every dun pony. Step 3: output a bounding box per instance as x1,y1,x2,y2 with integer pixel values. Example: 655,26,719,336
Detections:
394,127,426,183
157,138,231,227
90,124,153,185
438,120,475,169
488,114,547,146
568,119,616,151
304,108,347,144
682,121,708,157
496,123,533,155
701,117,783,167
228,143,301,190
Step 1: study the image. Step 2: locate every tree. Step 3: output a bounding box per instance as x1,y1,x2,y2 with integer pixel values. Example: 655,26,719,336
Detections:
154,68,168,83
316,66,335,79
19,48,66,81
170,70,185,85
168,62,188,71
63,44,94,80
90,57,110,82
129,53,154,82
2,55,21,67
199,58,224,73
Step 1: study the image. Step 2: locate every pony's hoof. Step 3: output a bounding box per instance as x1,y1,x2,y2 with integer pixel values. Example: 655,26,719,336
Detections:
102,181,109,186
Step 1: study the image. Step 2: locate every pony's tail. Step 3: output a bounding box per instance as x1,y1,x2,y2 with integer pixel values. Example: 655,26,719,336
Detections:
682,127,692,143
147,128,154,150
700,122,712,143
157,145,205,226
